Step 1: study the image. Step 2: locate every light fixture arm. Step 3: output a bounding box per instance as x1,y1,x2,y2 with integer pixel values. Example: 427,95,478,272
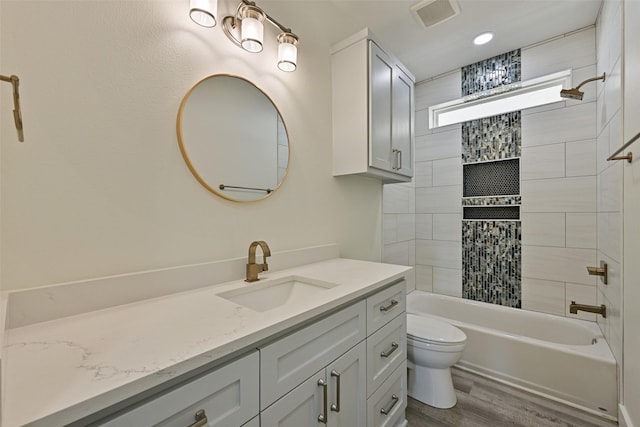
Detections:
0,74,24,142
575,73,605,90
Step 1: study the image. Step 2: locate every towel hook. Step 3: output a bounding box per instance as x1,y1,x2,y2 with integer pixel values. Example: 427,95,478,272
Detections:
1,74,24,142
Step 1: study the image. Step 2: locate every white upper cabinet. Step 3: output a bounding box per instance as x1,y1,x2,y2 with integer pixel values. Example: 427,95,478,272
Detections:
332,29,415,183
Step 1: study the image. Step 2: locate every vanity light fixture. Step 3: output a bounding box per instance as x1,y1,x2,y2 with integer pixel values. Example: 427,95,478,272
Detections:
190,0,218,27
189,0,300,72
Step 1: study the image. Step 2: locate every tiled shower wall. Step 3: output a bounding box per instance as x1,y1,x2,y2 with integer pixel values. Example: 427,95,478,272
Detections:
383,26,602,320
595,0,623,366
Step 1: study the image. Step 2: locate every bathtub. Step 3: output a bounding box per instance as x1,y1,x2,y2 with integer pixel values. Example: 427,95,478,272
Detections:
407,291,617,420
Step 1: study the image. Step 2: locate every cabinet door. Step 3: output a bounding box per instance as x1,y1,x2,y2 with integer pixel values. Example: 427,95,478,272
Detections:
392,66,414,177
261,370,327,427
327,342,367,427
369,41,394,172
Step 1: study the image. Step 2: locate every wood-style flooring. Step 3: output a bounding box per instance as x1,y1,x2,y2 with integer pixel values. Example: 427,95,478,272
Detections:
406,368,618,427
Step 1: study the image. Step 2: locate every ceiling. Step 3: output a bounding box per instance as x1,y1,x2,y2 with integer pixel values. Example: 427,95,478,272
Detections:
260,0,602,82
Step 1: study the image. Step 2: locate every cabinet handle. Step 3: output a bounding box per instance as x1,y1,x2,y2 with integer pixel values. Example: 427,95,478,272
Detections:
392,149,400,170
330,370,341,412
398,150,402,170
380,342,399,358
318,378,328,424
380,394,400,415
188,409,208,427
379,299,398,312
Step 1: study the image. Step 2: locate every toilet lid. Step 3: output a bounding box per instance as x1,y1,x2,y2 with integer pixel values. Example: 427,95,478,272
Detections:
407,314,466,344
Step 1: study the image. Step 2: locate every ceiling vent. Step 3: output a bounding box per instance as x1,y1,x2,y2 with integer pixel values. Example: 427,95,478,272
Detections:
411,0,461,29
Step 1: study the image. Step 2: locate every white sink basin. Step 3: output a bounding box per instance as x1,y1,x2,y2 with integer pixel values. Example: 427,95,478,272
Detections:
217,275,339,312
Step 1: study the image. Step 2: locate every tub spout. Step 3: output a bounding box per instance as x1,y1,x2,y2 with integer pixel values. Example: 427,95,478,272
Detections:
569,301,607,318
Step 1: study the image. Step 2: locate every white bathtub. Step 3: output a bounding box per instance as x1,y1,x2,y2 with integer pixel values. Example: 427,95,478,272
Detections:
407,291,617,420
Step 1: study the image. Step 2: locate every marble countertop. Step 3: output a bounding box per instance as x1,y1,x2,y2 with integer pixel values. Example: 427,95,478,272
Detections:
2,258,410,427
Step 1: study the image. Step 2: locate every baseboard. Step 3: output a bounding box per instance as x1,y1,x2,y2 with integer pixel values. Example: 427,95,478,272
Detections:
620,404,635,427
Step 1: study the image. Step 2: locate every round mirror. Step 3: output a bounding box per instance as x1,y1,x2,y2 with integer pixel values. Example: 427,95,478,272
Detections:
177,75,289,202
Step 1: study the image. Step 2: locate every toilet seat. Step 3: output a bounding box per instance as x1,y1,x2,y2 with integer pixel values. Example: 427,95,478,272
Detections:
407,314,466,345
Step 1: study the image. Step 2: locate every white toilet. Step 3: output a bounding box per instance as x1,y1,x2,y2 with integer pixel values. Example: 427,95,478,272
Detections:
406,313,467,409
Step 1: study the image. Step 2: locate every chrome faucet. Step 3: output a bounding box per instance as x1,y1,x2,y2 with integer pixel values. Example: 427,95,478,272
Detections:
246,240,271,282
569,301,607,318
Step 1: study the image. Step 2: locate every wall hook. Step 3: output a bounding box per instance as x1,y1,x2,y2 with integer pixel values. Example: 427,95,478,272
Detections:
1,74,24,142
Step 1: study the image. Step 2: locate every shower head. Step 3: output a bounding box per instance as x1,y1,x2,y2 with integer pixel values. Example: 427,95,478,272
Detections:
560,87,584,100
560,73,606,101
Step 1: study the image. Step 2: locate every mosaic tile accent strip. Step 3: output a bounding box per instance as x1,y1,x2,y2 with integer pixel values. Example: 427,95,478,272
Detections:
462,196,522,206
461,49,521,96
462,112,521,163
463,206,520,220
463,159,520,197
462,221,521,308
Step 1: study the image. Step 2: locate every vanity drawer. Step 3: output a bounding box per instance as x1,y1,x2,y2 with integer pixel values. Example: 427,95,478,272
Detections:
367,361,407,427
100,351,259,427
366,312,406,396
366,281,406,335
260,300,367,410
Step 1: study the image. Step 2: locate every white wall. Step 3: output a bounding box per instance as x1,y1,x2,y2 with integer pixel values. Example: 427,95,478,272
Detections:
0,0,383,291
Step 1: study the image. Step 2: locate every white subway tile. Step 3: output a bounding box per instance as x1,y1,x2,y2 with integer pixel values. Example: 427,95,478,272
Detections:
603,58,622,126
433,214,462,242
522,246,597,285
397,214,415,242
383,214,397,245
566,139,596,177
598,163,622,212
597,212,621,261
415,214,433,240
522,278,566,316
566,213,597,249
383,241,410,266
414,161,433,188
415,265,433,292
521,176,596,213
566,282,597,321
405,268,417,293
521,27,595,80
415,127,461,161
521,144,565,180
522,102,596,148
415,71,461,109
433,267,462,297
433,157,462,186
608,110,623,159
521,213,565,247
416,185,462,214
415,108,430,136
416,239,461,270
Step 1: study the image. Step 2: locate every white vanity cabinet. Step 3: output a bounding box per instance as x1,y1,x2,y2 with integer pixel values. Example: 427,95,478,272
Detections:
93,280,407,427
332,29,415,183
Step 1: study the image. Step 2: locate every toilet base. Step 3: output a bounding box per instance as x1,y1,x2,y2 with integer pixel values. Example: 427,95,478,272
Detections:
408,364,457,409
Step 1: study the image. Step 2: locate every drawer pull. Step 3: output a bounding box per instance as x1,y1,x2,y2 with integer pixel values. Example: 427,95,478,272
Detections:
380,394,399,415
318,378,328,424
380,342,399,358
379,299,399,312
189,409,208,427
330,370,341,412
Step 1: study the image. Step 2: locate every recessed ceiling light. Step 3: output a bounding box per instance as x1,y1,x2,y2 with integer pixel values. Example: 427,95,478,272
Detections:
473,32,494,45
